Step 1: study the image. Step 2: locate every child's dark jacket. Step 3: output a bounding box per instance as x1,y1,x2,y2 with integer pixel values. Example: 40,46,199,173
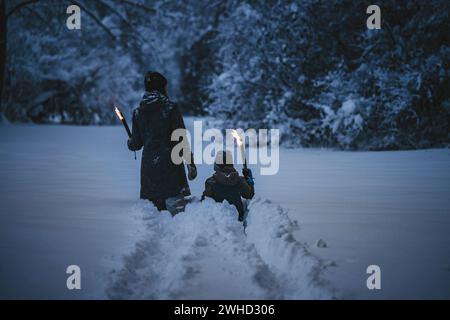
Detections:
202,166,254,220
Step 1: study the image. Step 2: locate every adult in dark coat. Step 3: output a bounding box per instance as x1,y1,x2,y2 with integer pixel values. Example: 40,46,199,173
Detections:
128,71,196,211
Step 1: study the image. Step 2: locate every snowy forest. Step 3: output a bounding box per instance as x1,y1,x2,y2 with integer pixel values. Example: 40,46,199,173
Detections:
1,1,450,301
1,0,449,150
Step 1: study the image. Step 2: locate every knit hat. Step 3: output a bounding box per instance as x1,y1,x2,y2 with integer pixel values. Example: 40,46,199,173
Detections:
214,151,234,170
144,71,167,92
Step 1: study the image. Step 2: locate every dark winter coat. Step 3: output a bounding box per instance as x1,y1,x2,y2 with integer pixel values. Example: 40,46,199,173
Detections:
202,166,254,220
128,90,190,200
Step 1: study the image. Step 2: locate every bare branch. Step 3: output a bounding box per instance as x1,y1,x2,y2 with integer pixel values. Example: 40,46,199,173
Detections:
119,0,156,14
96,0,145,43
69,0,116,41
6,0,40,18
24,6,52,29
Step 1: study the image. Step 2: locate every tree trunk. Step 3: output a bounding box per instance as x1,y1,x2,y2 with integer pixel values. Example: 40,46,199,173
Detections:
0,0,7,120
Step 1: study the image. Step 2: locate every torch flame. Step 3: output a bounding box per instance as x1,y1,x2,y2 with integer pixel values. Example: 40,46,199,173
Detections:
231,129,247,166
231,129,243,146
114,106,124,120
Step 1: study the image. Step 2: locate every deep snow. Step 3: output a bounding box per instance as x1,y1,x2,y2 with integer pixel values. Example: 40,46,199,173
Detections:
0,119,449,299
106,198,331,299
257,147,450,299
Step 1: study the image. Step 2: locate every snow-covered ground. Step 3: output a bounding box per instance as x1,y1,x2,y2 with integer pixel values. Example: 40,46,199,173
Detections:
106,198,331,299
257,147,450,299
0,119,449,299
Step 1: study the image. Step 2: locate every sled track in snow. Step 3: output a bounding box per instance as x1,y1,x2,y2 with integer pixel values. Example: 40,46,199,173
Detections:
106,198,334,299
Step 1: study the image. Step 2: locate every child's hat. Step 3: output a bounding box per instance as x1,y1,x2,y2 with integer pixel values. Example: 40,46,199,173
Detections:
215,151,234,167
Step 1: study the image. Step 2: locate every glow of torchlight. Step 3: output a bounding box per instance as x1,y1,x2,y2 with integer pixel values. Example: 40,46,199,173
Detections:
231,129,243,146
114,107,124,120
231,129,247,166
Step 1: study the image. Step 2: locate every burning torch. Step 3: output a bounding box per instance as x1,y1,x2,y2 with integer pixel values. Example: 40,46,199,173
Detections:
114,105,132,138
231,129,247,169
115,105,136,160
232,129,251,233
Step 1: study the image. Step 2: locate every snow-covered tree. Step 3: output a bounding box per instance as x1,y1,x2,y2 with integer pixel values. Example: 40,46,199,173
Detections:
3,0,449,150
203,0,449,149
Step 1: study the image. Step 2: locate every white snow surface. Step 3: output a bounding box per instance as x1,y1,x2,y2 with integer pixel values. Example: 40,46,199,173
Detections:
1,118,449,299
106,198,331,299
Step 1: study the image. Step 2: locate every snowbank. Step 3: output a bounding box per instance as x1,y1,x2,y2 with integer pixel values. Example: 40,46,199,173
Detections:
3,124,447,299
106,198,333,299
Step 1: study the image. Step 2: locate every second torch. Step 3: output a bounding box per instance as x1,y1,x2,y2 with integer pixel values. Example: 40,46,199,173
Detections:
114,106,132,138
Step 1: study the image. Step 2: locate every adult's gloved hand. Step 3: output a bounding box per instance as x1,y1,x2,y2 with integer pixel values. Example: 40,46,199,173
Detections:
127,139,133,150
187,164,197,181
